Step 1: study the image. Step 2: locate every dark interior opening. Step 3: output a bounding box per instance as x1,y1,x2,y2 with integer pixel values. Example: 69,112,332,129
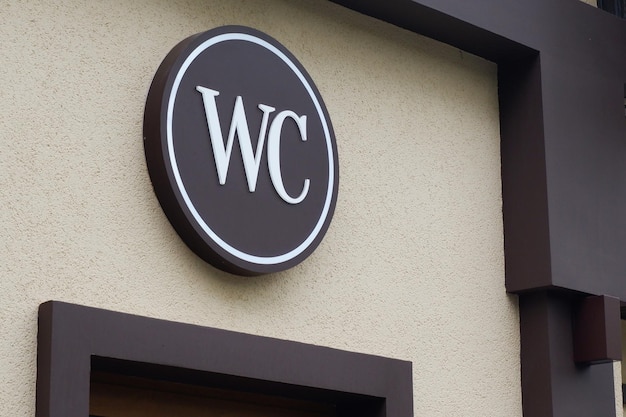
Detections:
598,0,626,18
89,356,384,417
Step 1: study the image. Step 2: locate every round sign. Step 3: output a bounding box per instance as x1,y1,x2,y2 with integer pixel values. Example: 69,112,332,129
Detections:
144,26,339,276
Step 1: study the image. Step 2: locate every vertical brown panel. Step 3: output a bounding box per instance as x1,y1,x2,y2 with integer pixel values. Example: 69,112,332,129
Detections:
498,55,553,293
37,302,92,417
573,295,622,364
520,292,617,417
36,302,53,417
519,292,554,417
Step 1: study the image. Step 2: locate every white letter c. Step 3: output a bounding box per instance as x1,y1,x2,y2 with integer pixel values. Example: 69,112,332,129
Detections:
267,111,309,204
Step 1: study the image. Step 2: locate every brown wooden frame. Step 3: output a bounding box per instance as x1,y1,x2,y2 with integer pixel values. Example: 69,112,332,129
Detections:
36,301,413,417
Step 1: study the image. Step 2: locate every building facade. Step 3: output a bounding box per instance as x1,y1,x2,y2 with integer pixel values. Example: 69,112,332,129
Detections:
1,1,624,416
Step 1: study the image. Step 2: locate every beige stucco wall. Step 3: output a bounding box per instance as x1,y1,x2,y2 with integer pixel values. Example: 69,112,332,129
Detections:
620,321,626,415
618,361,625,417
0,0,519,416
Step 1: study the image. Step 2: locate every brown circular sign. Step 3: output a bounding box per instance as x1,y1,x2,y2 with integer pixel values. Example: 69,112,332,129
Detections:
144,26,339,276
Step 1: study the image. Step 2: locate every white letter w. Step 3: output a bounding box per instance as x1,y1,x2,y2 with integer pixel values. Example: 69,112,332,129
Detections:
196,86,275,192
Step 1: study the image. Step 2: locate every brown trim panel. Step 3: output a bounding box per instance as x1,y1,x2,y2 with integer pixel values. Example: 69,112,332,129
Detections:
573,295,622,365
520,292,617,417
330,0,626,298
36,301,413,417
328,1,626,416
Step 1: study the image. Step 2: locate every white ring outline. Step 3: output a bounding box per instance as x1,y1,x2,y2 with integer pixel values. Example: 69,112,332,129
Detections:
166,32,335,265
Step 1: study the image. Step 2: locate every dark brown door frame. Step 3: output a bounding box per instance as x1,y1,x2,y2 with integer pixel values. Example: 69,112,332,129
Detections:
329,1,626,416
36,301,413,417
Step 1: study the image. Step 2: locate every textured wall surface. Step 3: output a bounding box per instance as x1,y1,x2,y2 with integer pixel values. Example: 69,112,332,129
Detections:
0,0,519,416
621,321,626,415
